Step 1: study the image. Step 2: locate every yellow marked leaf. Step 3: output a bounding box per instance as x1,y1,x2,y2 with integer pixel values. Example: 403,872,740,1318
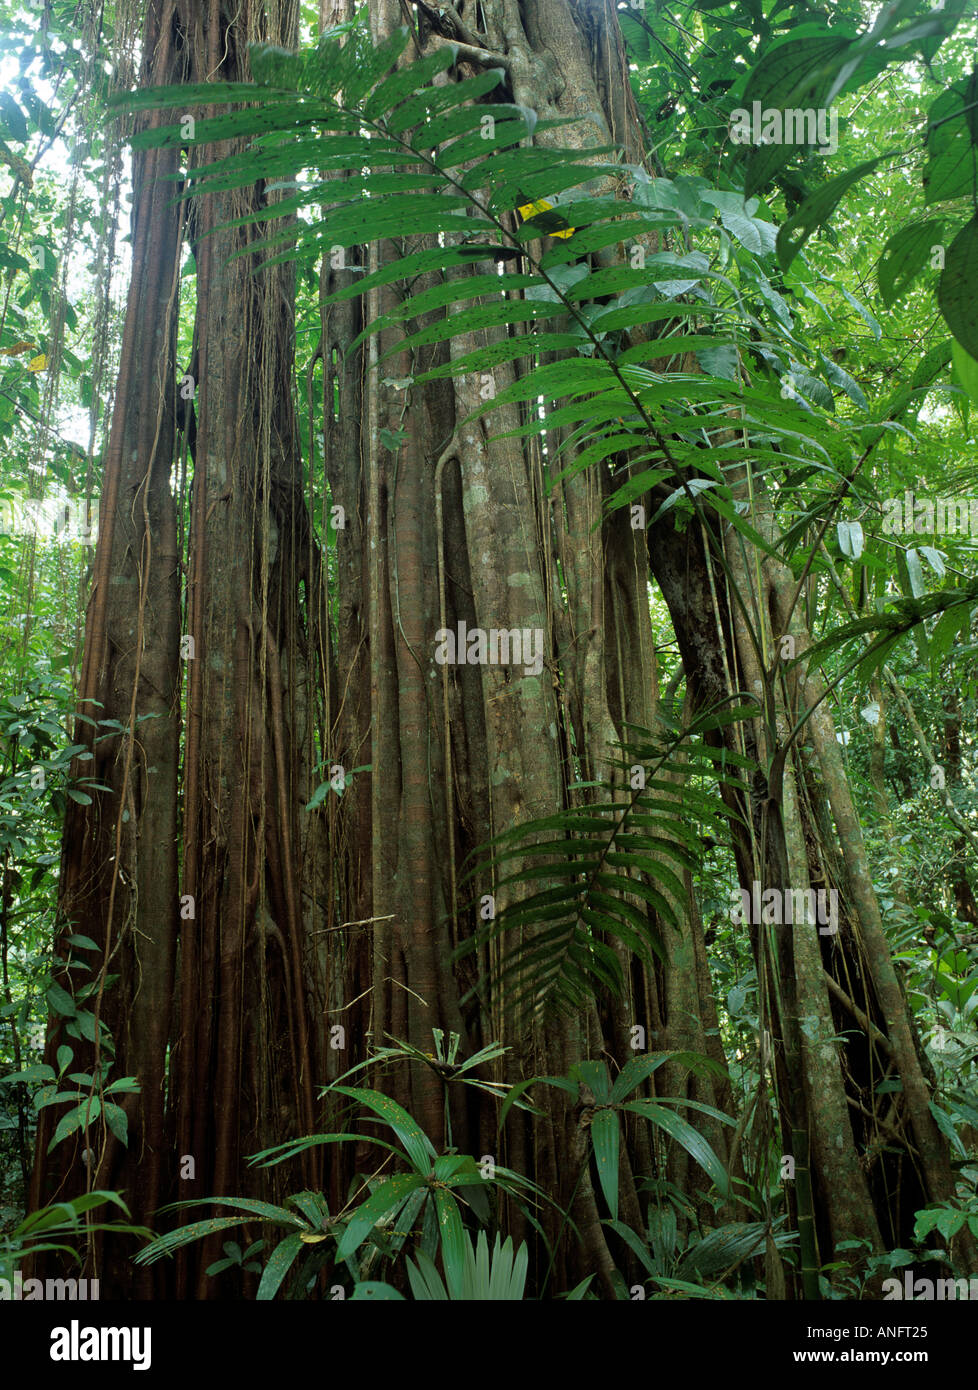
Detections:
27,354,47,372
517,198,574,239
299,1232,328,1243
1,341,37,357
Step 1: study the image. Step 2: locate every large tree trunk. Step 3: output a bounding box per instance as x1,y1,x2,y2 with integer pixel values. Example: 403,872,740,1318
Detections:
172,0,324,1298
344,0,738,1290
649,483,978,1290
30,0,329,1299
27,0,187,1298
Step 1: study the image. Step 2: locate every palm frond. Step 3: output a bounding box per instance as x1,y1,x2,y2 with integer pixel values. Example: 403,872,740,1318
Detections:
457,707,753,1019
113,26,856,564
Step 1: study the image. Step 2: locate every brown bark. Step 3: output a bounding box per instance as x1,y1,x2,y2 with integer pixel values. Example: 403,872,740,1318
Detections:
650,479,977,1283
172,0,326,1295
28,0,187,1297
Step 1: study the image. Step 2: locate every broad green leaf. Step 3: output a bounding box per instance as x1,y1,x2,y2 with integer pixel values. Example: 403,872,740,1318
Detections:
610,1050,726,1104
836,520,864,560
951,339,978,406
135,1216,256,1264
939,216,978,359
103,1103,129,1146
405,1248,449,1300
604,1218,656,1275
46,982,76,1017
623,1099,729,1194
590,1109,621,1221
777,158,888,271
351,1280,406,1300
388,70,505,139
362,45,457,120
336,1172,423,1259
2,1063,56,1085
256,1232,306,1300
48,1097,100,1152
878,221,944,307
924,77,978,205
740,32,856,195
431,1185,466,1295
0,92,29,142
330,1086,437,1172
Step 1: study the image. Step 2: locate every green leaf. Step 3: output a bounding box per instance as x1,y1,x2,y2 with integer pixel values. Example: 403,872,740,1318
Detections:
390,70,505,140
623,1099,729,1195
103,1102,129,1146
414,333,586,383
590,1109,621,1221
172,1195,305,1225
256,1232,306,1300
836,520,864,560
336,1172,423,1259
924,77,978,205
573,1059,612,1104
46,982,76,1017
17,1191,133,1237
936,1208,966,1240
351,1280,406,1300
951,339,978,406
288,1191,330,1229
740,33,856,195
929,1102,967,1158
604,1218,656,1275
65,934,99,951
333,27,413,103
498,1074,570,1128
69,1010,97,1042
878,221,944,307
2,1063,56,1086
939,216,978,359
678,1222,778,1280
105,1075,141,1095
903,548,927,600
329,1086,437,1173
48,1097,101,1152
463,716,734,1018
914,1208,943,1242
136,1216,256,1264
113,81,292,116
431,1185,467,1295
713,205,777,258
304,781,330,811
362,44,457,120
0,93,28,142
777,158,888,271
405,1248,449,1300
610,1050,726,1104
